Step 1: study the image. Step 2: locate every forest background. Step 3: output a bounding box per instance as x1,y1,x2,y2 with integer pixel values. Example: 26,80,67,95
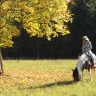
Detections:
1,0,96,59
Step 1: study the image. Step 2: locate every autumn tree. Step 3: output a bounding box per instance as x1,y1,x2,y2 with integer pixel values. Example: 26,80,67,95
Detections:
0,0,72,74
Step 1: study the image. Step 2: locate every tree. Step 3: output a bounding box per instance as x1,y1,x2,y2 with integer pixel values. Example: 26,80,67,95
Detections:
68,0,96,56
0,0,20,74
11,0,73,40
0,0,73,74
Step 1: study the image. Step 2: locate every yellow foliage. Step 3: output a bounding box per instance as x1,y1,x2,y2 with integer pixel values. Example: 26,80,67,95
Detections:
20,0,72,40
0,0,73,48
1,1,11,10
0,19,6,27
37,32,44,37
53,32,59,38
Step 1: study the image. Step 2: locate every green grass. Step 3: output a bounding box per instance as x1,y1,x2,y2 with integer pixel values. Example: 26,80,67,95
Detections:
0,59,96,96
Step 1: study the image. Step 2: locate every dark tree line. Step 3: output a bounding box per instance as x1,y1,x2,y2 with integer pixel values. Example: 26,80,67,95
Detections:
69,0,96,56
2,29,73,59
2,0,96,59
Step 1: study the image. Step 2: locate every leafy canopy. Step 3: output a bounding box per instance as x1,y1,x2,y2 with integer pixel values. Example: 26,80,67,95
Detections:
0,0,72,48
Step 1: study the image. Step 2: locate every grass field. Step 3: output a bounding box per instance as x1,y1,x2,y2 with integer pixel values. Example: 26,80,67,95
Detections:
0,59,96,96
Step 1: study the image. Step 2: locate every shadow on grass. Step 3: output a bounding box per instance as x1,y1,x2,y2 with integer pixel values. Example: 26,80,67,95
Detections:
23,80,74,90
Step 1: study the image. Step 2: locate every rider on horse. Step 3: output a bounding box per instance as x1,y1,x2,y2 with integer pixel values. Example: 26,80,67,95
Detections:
82,36,94,65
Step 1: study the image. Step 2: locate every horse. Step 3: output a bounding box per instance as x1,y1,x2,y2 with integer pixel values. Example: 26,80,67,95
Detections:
72,53,96,82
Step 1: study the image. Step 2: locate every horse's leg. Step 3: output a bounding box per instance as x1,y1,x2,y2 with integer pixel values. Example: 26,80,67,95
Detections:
82,71,84,82
89,68,92,81
94,68,95,74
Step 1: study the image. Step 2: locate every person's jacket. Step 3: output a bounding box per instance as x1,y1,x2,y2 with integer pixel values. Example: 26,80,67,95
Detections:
82,41,92,53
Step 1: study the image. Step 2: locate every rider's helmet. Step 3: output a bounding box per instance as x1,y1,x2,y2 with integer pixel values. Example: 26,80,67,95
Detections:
82,36,89,41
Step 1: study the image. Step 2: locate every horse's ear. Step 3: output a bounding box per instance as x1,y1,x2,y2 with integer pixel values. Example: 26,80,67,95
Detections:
71,69,74,71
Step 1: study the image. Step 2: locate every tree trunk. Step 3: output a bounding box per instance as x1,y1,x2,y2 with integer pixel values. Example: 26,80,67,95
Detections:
0,48,4,75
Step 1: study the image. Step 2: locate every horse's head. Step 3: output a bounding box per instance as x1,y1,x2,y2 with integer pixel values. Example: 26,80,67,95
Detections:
72,68,80,81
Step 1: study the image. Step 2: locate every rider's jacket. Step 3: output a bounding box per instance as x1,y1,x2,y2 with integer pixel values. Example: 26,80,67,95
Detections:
82,41,92,53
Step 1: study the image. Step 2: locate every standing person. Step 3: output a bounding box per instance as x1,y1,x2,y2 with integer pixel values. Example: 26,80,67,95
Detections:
82,36,94,65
